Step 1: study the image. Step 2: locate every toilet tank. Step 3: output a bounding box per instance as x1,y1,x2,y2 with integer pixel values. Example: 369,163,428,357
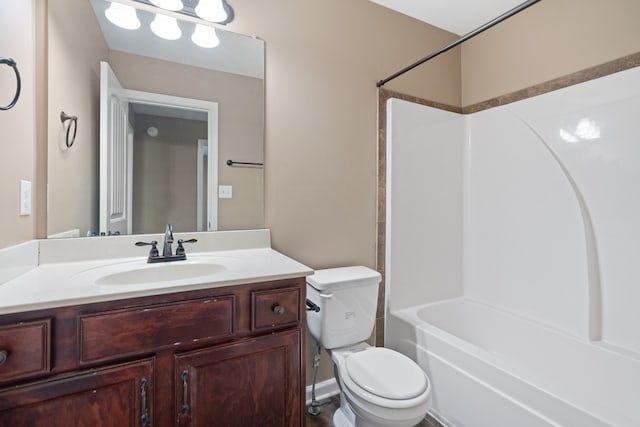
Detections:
306,266,381,350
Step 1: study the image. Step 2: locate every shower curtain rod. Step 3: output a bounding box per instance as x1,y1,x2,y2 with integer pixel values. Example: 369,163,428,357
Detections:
376,0,542,88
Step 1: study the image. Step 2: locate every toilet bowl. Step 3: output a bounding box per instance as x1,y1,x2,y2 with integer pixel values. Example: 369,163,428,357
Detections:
331,344,432,427
305,266,432,427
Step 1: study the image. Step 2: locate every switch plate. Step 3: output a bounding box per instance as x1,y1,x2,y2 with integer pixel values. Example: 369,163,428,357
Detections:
20,180,31,216
218,185,233,199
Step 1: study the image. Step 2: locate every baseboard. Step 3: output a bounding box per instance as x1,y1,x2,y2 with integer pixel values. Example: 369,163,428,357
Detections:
305,378,340,405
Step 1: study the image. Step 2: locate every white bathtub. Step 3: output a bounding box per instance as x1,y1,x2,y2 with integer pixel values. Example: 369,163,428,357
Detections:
386,298,640,427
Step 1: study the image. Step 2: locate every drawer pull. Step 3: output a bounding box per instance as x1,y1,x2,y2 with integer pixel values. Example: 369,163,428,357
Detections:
272,305,285,315
0,350,7,366
181,369,189,414
140,377,149,426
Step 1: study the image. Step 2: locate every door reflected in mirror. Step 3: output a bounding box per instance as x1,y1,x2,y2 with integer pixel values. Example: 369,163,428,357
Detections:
100,61,218,236
46,0,264,238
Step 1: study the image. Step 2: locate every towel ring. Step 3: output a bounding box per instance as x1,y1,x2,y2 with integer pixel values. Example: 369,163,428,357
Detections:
0,57,21,111
60,111,78,147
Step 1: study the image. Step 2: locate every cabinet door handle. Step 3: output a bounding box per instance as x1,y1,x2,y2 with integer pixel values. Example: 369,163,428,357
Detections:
140,378,149,426
0,350,7,366
181,369,189,414
272,305,285,315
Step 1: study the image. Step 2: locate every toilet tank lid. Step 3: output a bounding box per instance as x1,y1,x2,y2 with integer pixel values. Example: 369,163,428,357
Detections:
306,266,381,291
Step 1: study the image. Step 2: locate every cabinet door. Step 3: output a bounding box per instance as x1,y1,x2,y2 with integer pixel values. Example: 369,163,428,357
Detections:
0,358,153,427
176,329,302,427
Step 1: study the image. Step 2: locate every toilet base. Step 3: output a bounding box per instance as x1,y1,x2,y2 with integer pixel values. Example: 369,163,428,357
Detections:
333,407,355,427
333,390,356,427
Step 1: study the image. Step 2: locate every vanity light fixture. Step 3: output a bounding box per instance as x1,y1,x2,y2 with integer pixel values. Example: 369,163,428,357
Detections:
148,0,183,11
194,0,228,23
191,24,220,48
150,14,182,40
105,2,141,30
105,0,234,46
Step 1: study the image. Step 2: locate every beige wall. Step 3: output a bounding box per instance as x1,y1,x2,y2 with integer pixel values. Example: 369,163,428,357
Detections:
223,0,461,383
224,0,461,273
46,0,108,237
461,0,640,106
0,0,37,248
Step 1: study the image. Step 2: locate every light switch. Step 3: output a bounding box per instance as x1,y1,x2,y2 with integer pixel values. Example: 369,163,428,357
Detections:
219,185,233,199
20,180,31,216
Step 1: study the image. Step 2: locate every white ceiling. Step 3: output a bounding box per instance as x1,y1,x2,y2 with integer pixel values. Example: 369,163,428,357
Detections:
369,0,526,35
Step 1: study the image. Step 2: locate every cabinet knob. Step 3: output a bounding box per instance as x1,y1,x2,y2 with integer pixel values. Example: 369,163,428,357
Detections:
0,350,7,366
272,305,285,315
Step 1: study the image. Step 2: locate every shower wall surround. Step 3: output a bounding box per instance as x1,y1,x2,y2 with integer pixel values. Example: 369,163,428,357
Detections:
386,66,640,354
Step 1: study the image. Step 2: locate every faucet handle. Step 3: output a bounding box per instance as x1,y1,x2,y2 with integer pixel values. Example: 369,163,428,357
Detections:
135,240,159,258
176,238,198,256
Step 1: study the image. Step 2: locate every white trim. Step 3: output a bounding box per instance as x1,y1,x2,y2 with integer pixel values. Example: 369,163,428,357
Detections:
122,89,219,232
305,378,340,405
206,108,218,231
196,139,208,232
126,122,134,235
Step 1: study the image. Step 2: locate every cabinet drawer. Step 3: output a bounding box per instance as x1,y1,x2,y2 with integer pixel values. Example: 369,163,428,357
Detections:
79,296,234,364
0,319,51,383
252,287,300,331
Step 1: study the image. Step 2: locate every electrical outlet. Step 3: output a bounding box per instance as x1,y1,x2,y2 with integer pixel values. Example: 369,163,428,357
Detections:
20,180,31,216
219,185,233,199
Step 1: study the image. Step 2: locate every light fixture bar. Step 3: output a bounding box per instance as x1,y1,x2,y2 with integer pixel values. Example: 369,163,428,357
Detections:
108,0,221,29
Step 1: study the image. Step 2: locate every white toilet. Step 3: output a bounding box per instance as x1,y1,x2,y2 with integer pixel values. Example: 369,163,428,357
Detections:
306,266,432,427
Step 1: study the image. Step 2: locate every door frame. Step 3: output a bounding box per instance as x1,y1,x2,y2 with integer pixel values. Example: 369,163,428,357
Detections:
124,90,219,232
196,139,208,232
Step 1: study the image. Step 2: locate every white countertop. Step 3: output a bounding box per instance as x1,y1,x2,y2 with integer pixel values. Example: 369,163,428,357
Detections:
0,231,314,315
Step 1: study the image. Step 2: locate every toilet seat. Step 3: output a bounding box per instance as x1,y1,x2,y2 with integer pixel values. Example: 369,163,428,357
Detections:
339,347,430,409
346,347,428,400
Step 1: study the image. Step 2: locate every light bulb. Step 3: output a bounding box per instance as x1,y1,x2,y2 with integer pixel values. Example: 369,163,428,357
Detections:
191,24,220,48
105,3,141,30
150,14,182,40
195,0,228,23
149,0,183,11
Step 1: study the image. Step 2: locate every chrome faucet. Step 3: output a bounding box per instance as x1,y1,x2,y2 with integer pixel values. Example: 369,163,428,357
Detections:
136,224,198,263
163,223,174,257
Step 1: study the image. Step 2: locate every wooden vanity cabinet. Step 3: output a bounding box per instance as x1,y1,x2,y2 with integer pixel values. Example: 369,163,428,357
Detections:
0,359,153,427
0,277,306,427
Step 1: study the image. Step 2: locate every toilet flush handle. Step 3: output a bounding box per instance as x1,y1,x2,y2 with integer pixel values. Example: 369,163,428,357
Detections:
319,293,333,299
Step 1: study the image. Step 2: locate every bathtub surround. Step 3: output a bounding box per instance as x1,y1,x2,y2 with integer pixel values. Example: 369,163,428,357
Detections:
382,64,640,425
376,51,640,345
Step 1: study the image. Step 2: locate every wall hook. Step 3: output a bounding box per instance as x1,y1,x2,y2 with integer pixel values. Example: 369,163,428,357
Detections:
0,57,21,111
60,111,78,147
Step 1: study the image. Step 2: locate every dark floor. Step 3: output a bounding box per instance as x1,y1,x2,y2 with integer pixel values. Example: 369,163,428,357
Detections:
305,395,443,427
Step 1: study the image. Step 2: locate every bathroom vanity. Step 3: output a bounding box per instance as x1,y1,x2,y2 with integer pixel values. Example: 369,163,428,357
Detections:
0,231,311,427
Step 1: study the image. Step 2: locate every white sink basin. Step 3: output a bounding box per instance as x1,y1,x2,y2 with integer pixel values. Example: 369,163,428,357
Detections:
69,254,242,288
95,262,227,286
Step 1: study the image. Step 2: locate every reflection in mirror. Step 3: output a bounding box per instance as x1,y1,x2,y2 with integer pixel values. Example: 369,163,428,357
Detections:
130,104,212,234
47,0,264,238
99,63,218,236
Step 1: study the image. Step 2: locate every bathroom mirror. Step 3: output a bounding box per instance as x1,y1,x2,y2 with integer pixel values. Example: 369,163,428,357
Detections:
46,0,265,238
